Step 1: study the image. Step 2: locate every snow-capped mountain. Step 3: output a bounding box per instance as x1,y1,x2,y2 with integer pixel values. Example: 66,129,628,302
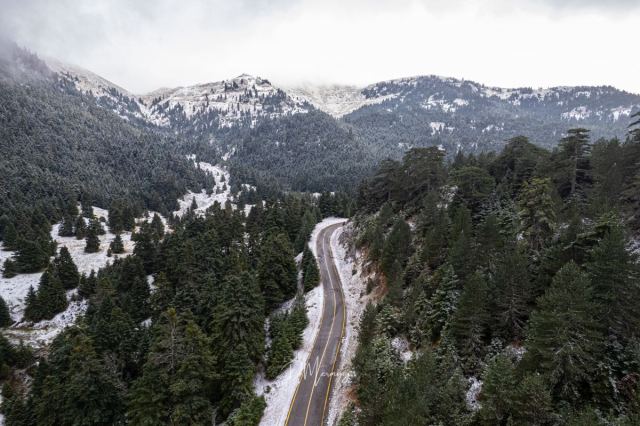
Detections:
50,60,310,129
49,59,640,153
289,75,640,125
139,74,310,128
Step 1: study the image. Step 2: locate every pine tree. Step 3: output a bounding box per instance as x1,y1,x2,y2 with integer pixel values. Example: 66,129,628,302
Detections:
128,309,217,425
211,272,265,362
585,224,640,343
58,215,75,237
491,244,531,341
294,210,316,253
133,224,156,273
0,295,12,327
553,128,592,204
478,355,517,425
266,322,294,379
258,233,297,311
150,213,165,240
74,216,87,240
54,247,79,289
302,246,320,292
523,262,603,404
448,272,489,372
381,217,412,280
109,234,125,254
518,177,556,253
511,374,554,425
1,219,17,250
78,270,97,299
2,259,17,278
23,285,39,322
84,223,100,253
14,239,49,273
425,265,460,341
34,269,68,321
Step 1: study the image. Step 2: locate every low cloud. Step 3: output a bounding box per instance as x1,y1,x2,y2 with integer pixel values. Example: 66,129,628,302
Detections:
1,0,638,93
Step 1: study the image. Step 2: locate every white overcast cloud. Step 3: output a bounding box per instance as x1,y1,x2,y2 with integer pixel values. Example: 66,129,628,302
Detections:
1,0,639,94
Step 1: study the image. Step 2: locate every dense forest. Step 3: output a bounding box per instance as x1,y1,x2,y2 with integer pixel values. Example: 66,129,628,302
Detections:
0,194,342,425
344,117,640,425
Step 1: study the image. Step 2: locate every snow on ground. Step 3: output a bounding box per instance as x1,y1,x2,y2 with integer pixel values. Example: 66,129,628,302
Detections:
0,208,138,349
326,222,372,426
255,218,347,426
175,157,232,217
255,285,324,426
391,336,414,363
285,84,397,118
466,377,483,411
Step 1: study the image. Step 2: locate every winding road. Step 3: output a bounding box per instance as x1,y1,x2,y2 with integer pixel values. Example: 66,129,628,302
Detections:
286,222,346,426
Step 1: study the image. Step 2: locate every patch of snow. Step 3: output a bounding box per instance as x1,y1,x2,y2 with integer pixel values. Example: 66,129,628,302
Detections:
285,84,397,118
255,280,324,426
175,158,232,217
429,121,445,135
561,106,591,121
256,218,348,426
504,343,527,361
482,123,504,133
391,336,414,363
610,106,632,121
466,377,482,411
325,222,372,426
1,207,140,348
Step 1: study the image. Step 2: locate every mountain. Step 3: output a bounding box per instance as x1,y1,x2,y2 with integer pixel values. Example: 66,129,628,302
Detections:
52,62,640,150
338,75,640,153
0,43,211,219
50,61,311,130
47,59,640,192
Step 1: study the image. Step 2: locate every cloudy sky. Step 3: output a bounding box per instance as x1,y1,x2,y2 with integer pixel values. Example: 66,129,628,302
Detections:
1,0,638,94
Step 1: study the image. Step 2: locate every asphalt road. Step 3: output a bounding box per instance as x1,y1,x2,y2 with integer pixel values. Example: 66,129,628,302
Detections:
286,222,346,426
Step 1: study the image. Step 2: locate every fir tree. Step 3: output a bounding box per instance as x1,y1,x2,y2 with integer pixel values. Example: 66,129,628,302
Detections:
448,272,490,372
258,233,297,311
54,247,79,289
58,215,75,237
0,295,12,327
85,226,100,253
109,234,125,254
35,269,68,321
2,259,17,278
150,213,165,240
23,285,38,322
1,221,18,250
523,262,603,404
585,224,640,343
518,177,556,253
14,238,50,273
478,355,517,425
554,128,592,202
74,216,87,240
78,271,97,299
302,246,320,292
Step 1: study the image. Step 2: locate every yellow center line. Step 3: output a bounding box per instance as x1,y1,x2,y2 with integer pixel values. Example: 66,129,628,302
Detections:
285,224,335,426
321,224,348,425
303,226,338,426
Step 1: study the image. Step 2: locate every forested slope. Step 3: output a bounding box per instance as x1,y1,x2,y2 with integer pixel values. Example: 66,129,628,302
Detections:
343,119,640,425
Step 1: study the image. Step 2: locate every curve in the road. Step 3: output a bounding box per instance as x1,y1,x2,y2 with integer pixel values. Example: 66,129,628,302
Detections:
285,222,346,426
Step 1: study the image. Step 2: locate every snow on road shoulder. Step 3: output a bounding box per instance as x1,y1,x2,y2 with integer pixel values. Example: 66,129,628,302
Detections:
255,218,345,426
326,222,371,426
255,285,323,426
